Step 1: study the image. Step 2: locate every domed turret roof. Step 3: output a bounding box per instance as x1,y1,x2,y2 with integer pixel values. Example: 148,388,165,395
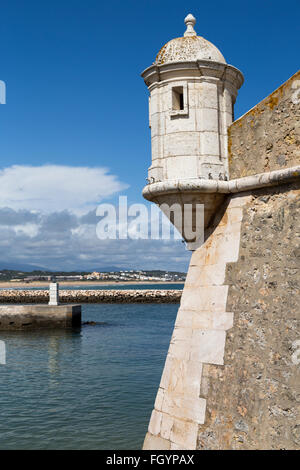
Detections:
155,14,226,65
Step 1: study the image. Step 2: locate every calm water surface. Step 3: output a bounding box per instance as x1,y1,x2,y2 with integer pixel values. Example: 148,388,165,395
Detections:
0,303,178,449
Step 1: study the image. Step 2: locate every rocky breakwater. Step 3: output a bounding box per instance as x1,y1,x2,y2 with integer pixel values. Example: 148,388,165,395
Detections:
0,289,182,304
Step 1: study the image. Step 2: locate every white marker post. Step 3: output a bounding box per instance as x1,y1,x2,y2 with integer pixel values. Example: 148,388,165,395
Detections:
49,282,59,306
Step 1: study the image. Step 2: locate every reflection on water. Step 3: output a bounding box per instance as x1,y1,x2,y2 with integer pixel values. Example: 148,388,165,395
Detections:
0,304,177,449
47,334,69,388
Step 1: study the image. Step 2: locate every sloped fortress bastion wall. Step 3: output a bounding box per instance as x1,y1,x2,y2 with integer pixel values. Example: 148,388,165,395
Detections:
142,23,300,448
196,181,299,449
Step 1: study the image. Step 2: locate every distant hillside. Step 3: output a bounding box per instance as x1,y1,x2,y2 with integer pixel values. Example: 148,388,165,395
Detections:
0,262,50,272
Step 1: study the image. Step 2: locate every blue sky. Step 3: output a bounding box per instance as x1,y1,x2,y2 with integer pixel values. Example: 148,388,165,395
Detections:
0,0,299,271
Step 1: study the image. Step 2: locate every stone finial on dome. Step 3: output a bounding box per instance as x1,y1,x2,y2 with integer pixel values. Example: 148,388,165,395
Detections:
154,12,226,65
184,13,197,37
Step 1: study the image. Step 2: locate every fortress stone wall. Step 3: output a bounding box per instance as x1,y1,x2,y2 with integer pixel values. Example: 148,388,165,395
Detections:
228,70,300,178
197,182,299,449
143,71,300,450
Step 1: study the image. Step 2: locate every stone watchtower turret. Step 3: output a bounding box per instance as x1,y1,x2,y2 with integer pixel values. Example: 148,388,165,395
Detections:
142,14,243,244
142,14,243,183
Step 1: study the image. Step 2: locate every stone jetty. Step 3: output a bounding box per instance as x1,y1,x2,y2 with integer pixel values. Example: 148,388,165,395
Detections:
0,289,182,304
0,304,81,330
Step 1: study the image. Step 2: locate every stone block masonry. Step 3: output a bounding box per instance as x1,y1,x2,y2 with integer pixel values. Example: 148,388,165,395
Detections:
0,304,81,330
143,193,250,450
228,70,300,178
197,182,300,449
142,14,243,185
144,181,300,450
143,70,300,450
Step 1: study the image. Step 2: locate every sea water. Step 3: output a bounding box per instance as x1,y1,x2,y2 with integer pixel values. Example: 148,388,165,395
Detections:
0,303,178,449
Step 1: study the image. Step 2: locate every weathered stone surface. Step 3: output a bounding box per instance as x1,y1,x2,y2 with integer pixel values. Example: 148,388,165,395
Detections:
162,392,206,424
141,13,300,452
228,70,300,179
143,193,246,450
190,329,226,365
143,432,171,450
0,304,81,329
144,182,300,450
169,417,199,449
141,14,243,247
197,182,300,449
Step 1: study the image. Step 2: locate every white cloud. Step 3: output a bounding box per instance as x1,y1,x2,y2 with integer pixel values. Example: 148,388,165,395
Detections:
0,208,191,271
0,165,128,214
0,166,190,271
14,224,40,238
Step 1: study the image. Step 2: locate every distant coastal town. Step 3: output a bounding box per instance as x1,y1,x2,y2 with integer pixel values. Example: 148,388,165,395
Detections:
0,269,186,284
